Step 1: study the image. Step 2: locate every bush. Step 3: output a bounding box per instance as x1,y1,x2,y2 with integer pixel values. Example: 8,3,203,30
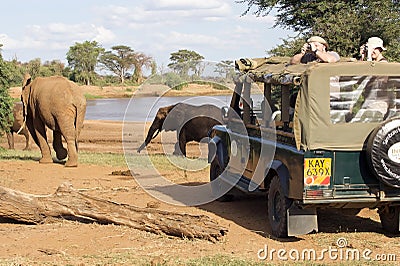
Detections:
0,53,14,135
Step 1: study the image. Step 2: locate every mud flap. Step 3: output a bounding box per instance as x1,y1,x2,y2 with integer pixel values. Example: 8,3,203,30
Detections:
287,204,318,236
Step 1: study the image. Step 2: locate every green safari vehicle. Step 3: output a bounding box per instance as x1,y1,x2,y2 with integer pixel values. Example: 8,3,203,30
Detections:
207,58,400,238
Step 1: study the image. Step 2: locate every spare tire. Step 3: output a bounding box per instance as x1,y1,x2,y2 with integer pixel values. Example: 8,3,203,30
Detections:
366,117,400,188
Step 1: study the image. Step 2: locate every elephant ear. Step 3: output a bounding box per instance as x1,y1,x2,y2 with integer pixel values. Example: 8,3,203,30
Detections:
163,104,185,131
21,73,32,119
22,73,32,88
174,106,185,126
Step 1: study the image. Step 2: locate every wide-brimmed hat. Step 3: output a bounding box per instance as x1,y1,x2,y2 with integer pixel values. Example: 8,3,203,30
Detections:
367,37,386,50
307,36,329,49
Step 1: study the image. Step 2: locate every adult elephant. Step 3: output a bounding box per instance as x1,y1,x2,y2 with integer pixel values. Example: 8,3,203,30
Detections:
137,103,223,156
21,74,87,167
6,102,31,150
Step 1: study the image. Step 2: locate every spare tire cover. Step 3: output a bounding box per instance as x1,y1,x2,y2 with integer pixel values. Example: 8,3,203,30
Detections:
367,118,400,188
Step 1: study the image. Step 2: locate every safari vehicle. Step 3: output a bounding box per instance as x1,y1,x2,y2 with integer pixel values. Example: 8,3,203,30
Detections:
207,57,400,238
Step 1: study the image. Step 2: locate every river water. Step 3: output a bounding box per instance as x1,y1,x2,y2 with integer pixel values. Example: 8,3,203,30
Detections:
85,95,233,122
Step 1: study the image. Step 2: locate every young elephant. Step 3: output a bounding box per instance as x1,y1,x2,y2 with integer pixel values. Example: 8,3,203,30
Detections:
137,103,223,156
6,102,31,150
21,74,87,167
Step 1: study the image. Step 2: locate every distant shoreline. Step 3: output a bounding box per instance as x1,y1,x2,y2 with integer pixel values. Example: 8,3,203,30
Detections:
9,83,233,99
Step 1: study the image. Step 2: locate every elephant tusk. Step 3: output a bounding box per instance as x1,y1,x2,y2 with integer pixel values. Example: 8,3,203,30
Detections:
152,129,160,139
16,120,26,135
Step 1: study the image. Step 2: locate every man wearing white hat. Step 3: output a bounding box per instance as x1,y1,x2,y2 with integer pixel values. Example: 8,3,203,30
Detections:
290,36,340,64
360,37,388,62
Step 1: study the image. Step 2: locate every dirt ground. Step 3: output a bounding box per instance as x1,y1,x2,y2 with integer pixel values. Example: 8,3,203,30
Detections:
1,86,399,265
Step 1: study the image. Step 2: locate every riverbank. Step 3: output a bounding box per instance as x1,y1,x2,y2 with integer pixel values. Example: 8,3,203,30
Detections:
8,82,233,99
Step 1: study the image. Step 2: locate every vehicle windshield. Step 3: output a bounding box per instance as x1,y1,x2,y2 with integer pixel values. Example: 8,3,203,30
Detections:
330,76,400,124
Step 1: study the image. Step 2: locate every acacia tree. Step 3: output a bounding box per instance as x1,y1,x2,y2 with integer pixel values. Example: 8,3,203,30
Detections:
66,41,104,85
168,50,204,78
132,52,153,84
99,45,136,84
239,0,400,61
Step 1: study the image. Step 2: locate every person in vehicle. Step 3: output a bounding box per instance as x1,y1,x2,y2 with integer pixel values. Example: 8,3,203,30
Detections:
290,36,340,64
360,37,388,62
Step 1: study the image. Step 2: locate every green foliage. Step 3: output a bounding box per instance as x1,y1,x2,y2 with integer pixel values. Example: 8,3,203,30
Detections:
0,51,14,135
164,72,186,89
23,58,66,79
99,45,136,84
168,49,205,77
67,41,105,85
240,0,400,61
4,58,25,87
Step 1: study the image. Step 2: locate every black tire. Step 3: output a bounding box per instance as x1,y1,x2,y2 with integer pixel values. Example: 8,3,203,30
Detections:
210,159,234,202
379,206,400,234
267,175,292,238
366,118,400,188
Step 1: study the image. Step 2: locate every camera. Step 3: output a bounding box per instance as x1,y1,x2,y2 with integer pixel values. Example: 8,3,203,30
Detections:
361,44,368,56
301,43,313,54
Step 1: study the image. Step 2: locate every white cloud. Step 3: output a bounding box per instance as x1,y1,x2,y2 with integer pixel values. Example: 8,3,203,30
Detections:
146,0,228,11
98,1,232,29
26,23,115,43
0,23,115,61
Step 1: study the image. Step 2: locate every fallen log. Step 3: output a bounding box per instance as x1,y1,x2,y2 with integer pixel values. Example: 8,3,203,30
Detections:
0,183,227,242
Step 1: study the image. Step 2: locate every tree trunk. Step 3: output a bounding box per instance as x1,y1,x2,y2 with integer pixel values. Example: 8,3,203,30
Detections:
0,183,227,242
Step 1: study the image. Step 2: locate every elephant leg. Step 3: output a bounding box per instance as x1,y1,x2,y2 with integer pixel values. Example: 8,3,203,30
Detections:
6,132,14,149
175,130,187,156
23,131,31,150
53,131,68,160
173,142,182,156
32,118,52,164
57,119,78,167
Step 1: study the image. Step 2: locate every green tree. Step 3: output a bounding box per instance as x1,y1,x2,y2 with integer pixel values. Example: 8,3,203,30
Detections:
42,60,65,77
239,0,400,61
25,58,41,79
99,45,136,84
0,45,14,135
132,52,153,84
6,58,25,87
66,41,104,85
168,49,204,78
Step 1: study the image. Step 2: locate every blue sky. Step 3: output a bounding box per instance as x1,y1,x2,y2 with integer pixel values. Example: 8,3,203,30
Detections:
0,0,293,66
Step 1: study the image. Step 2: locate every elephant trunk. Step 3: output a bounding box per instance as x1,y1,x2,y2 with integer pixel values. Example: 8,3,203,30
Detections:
137,122,162,153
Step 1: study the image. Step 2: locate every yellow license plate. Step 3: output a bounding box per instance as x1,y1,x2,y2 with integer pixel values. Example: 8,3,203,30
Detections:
304,158,331,186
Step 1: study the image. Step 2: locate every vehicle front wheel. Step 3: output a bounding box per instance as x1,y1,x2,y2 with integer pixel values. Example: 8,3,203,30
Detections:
379,206,400,234
267,175,292,238
210,159,234,202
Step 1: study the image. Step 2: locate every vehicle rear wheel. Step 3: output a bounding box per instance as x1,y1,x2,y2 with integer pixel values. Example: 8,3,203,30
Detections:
267,175,292,238
210,159,234,202
366,118,400,188
379,206,400,234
